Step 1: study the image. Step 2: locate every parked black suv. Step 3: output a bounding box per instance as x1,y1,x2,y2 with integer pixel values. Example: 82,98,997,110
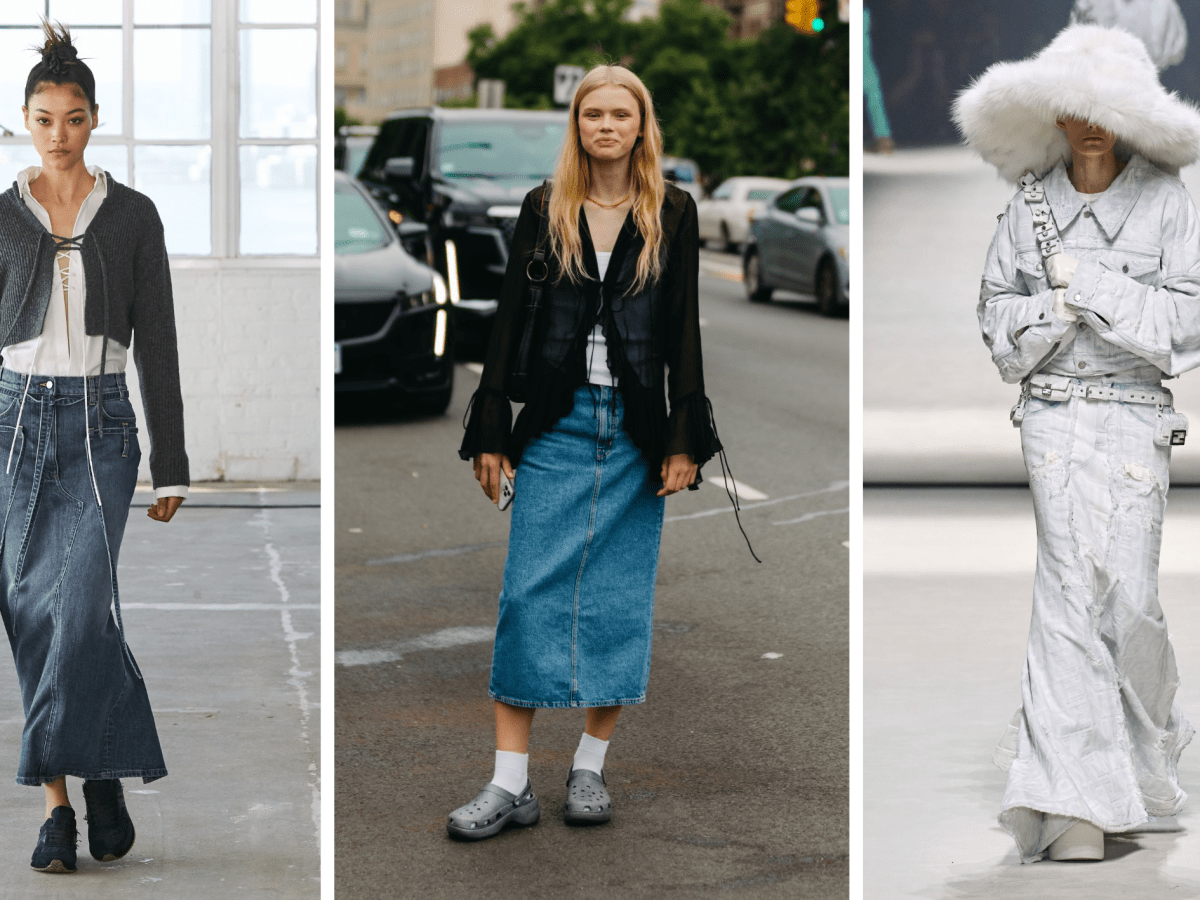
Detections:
357,107,568,354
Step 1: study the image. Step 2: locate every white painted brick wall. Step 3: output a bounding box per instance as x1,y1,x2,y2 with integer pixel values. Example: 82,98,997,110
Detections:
125,261,320,484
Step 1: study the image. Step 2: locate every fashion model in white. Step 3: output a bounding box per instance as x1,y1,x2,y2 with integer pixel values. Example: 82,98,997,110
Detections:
954,24,1200,862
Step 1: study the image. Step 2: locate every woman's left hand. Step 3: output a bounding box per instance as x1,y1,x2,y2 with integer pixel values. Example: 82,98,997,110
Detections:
658,454,697,497
147,496,184,523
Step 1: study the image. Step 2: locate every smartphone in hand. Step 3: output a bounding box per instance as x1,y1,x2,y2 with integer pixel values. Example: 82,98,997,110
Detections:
498,470,515,511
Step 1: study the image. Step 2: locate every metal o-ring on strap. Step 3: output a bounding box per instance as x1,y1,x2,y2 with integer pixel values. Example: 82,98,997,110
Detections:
526,257,548,283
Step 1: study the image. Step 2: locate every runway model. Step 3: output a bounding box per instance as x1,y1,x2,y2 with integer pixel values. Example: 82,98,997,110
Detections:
0,24,189,872
954,24,1200,862
452,64,723,839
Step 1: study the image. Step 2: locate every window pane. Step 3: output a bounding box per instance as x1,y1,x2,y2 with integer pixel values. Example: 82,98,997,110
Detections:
85,144,128,184
77,28,122,137
240,0,317,24
0,30,43,120
0,144,42,186
239,144,316,255
134,0,211,24
50,0,122,25
135,145,212,256
0,1,44,25
240,29,316,139
134,28,211,139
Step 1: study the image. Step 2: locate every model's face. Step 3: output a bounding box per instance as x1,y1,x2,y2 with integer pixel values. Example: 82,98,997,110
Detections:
577,85,642,164
23,83,97,171
1056,116,1118,159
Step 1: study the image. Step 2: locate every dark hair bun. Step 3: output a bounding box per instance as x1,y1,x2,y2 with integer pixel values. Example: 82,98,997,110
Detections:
41,25,81,75
24,20,96,109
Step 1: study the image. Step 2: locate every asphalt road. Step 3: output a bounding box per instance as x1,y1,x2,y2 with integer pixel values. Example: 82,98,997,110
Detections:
334,250,849,898
865,147,1200,483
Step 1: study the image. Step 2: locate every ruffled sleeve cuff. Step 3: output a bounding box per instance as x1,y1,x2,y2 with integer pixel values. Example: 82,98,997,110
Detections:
459,388,513,461
665,391,723,470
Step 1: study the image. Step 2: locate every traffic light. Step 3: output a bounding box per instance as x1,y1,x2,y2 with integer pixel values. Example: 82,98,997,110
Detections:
785,0,825,34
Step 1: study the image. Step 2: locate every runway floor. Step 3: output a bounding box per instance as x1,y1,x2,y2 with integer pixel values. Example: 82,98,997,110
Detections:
865,487,1200,899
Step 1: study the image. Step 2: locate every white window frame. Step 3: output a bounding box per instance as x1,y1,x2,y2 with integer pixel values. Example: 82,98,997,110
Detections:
0,0,320,265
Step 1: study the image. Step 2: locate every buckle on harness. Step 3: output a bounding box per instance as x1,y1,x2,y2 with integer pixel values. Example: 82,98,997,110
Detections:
1172,430,1187,446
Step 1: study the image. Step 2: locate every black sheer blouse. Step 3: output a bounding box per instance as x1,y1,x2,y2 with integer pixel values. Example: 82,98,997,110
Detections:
459,182,722,480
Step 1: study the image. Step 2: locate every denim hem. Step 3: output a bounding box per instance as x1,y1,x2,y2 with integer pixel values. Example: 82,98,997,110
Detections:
488,690,646,709
16,767,167,786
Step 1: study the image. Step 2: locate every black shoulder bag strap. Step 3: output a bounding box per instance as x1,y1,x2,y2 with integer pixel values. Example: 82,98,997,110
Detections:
507,179,551,403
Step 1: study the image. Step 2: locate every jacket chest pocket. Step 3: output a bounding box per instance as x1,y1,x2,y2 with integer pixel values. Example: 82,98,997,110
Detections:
1100,250,1160,286
1016,251,1048,293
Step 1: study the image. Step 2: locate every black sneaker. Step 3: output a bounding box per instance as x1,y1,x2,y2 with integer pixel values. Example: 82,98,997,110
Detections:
30,806,77,873
82,779,135,862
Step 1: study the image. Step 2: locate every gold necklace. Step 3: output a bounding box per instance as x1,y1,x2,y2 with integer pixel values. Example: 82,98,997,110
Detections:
586,193,631,209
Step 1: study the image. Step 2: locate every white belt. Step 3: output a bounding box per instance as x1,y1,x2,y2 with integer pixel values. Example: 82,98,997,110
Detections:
1025,373,1171,406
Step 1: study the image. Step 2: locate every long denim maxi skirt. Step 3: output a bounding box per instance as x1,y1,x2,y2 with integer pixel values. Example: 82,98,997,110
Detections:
490,386,666,708
996,376,1192,861
0,370,166,785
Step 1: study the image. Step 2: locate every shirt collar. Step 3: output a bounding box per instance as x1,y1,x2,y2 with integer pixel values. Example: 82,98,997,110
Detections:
18,164,107,200
1042,155,1149,239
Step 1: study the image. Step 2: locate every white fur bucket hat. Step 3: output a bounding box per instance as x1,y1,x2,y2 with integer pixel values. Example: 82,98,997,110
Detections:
953,23,1200,183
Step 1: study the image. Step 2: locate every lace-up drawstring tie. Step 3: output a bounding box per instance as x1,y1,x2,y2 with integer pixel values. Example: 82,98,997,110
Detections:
707,396,761,563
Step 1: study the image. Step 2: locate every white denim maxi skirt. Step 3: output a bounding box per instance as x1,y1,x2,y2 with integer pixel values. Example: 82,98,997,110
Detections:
996,376,1193,862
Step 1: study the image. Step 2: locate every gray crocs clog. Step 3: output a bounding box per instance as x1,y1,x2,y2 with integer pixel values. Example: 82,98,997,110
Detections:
447,780,540,841
563,768,612,825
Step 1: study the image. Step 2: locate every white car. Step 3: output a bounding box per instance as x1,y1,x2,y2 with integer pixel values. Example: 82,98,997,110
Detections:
697,176,793,252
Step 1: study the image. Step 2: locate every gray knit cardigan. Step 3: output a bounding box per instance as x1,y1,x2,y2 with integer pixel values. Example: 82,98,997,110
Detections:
0,174,188,489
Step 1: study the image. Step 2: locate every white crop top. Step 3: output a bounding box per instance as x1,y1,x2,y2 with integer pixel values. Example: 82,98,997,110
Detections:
587,251,615,386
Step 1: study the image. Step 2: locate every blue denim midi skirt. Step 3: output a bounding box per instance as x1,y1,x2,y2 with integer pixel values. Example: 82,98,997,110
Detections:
0,370,166,785
490,386,666,708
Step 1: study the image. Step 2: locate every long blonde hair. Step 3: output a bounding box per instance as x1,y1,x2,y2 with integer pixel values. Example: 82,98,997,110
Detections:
548,65,665,294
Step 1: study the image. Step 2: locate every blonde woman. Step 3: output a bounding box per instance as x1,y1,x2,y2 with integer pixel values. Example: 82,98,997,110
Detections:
452,65,720,839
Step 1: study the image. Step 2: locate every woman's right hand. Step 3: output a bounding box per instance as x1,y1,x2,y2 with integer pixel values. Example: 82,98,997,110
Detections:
474,452,515,504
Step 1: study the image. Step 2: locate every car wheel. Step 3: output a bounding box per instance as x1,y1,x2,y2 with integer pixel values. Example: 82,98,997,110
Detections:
745,251,773,303
816,258,840,317
721,222,735,254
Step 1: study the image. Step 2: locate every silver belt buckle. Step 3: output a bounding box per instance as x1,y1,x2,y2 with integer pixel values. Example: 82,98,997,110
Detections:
1039,383,1053,399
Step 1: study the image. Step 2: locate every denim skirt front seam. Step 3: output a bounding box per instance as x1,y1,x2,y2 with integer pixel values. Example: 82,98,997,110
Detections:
490,386,666,708
996,380,1192,861
0,369,167,786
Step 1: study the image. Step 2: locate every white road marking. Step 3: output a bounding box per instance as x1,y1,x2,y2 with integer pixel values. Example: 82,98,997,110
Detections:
122,603,320,611
666,480,848,522
773,506,849,526
464,362,485,375
337,625,495,667
842,541,850,548
348,527,362,533
762,652,783,660
707,472,768,501
368,541,506,566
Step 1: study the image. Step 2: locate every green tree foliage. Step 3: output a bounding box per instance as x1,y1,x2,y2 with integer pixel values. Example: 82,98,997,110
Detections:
466,0,848,184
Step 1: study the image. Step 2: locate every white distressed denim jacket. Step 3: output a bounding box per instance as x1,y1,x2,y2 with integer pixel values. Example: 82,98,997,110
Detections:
979,154,1200,384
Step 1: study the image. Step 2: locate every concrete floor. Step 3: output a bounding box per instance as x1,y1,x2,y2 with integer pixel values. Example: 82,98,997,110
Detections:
0,483,320,898
865,486,1200,898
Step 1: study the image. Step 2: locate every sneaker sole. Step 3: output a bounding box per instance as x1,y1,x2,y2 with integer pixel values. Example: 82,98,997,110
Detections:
93,822,135,862
446,799,541,841
31,859,75,874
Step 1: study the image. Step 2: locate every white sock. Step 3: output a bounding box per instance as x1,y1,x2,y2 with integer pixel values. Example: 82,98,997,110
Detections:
490,750,529,796
572,732,609,775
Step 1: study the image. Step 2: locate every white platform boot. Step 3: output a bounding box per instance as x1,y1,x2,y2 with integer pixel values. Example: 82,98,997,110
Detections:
1048,820,1104,861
